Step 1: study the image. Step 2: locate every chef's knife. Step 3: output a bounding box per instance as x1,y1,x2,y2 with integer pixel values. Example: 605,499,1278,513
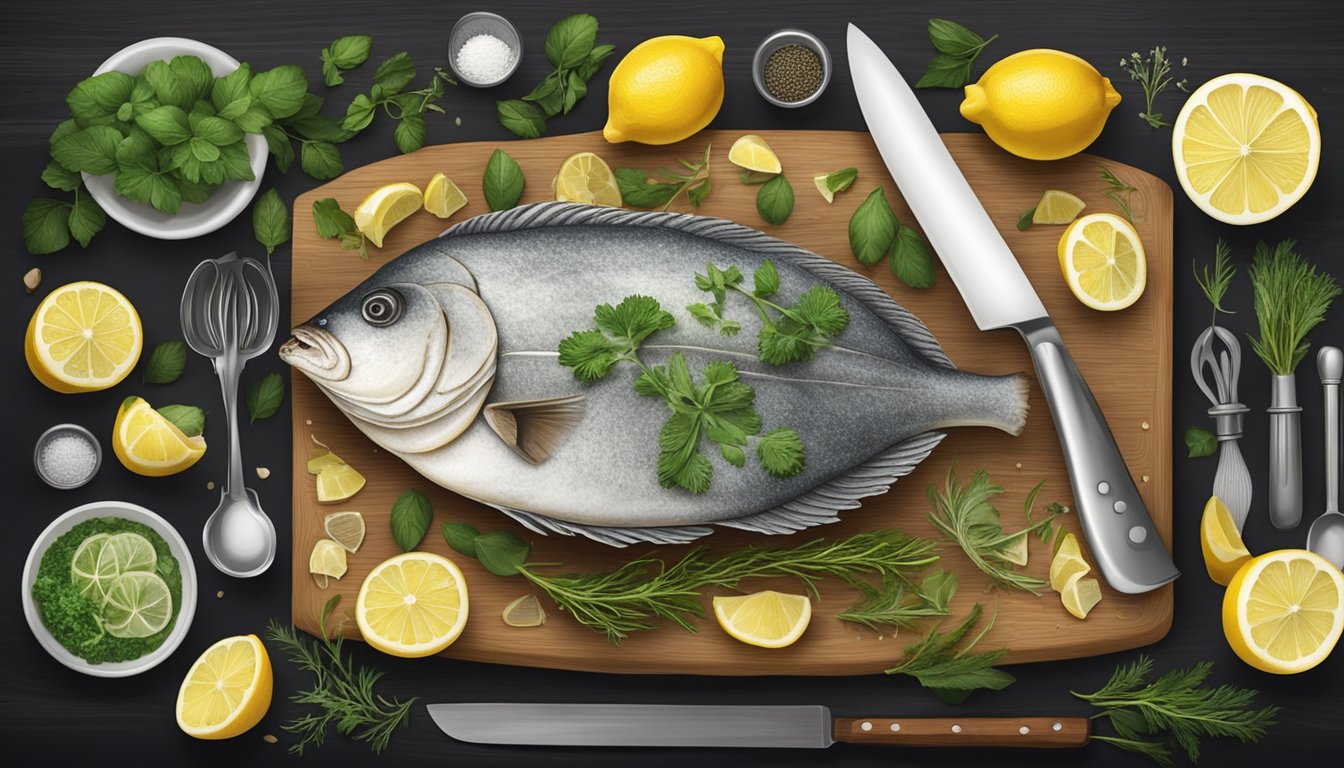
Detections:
427,703,1090,749
847,24,1178,594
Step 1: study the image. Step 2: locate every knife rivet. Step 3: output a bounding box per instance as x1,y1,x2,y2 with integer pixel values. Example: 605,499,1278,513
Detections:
1052,722,1063,732
1019,726,1030,735
951,724,962,734
889,723,901,732
1097,481,1110,495
860,721,872,731
1113,500,1128,514
1129,526,1148,544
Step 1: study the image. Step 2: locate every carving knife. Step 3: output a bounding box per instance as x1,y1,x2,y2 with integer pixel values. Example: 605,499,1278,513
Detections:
846,24,1178,593
427,703,1090,750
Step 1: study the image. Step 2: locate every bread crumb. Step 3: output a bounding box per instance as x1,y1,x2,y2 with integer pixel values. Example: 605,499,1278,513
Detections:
263,734,278,744
1015,462,1022,470
1141,421,1150,430
256,467,271,480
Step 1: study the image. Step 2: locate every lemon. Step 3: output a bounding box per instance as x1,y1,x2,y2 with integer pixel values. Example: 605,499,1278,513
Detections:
1049,531,1095,593
554,152,623,206
1057,213,1146,311
728,135,782,174
316,462,366,503
70,533,114,602
1172,73,1320,225
1059,574,1102,620
960,49,1121,160
354,182,423,248
309,538,348,588
1032,190,1086,224
1201,497,1252,586
712,590,811,649
604,36,725,145
112,396,207,476
102,571,173,638
323,511,366,553
1223,550,1344,674
356,552,469,658
502,594,547,628
25,281,142,393
424,172,468,219
176,634,273,740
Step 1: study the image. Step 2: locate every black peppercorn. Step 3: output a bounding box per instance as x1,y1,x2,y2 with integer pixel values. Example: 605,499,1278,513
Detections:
764,44,824,103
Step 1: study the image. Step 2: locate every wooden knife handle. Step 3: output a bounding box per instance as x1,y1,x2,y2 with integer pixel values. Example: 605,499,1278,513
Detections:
833,716,1090,748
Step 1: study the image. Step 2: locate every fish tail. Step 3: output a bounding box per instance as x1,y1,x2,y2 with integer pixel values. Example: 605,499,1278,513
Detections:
931,371,1030,436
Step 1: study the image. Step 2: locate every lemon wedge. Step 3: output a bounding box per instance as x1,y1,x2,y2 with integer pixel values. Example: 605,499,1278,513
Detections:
1058,212,1147,311
1050,533,1093,592
1172,73,1319,225
1032,189,1086,225
554,152,622,206
176,634,273,740
712,590,811,649
424,172,468,219
112,396,207,476
728,135,782,174
1201,497,1252,586
1223,549,1344,674
356,552,469,658
354,182,423,248
316,463,365,504
25,281,142,393
323,511,366,553
309,538,348,588
1060,574,1103,620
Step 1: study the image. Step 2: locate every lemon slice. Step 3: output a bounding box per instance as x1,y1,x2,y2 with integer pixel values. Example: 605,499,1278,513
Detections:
177,634,273,740
1223,549,1344,674
728,135,782,174
1060,574,1102,620
354,182,423,248
1049,532,1093,592
103,532,157,574
316,463,366,503
324,511,366,553
102,571,173,638
1032,189,1086,224
112,396,207,477
1172,73,1320,225
1057,212,1147,311
554,152,623,206
70,533,114,602
1201,496,1252,586
25,281,143,393
712,590,811,649
502,594,547,627
424,172,468,219
309,538,348,588
356,552,469,658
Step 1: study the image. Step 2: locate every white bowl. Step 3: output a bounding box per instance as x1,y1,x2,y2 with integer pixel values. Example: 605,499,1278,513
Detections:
86,37,268,240
22,500,198,677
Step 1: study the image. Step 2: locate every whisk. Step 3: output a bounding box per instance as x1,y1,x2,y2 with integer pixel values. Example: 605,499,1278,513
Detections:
1191,325,1253,530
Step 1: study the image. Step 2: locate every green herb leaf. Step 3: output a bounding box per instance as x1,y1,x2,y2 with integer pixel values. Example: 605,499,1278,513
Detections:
66,193,106,248
132,104,190,146
1248,240,1341,375
261,124,293,172
889,225,936,289
474,531,532,576
249,65,308,119
545,13,599,70
753,261,780,299
340,93,377,133
156,404,205,437
389,488,432,552
482,148,525,211
312,197,357,239
300,140,343,180
1099,165,1137,222
325,35,373,78
1119,46,1188,130
1184,426,1216,458
594,294,676,346
67,71,137,127
496,99,547,139
757,427,805,477
372,52,417,94
22,199,72,255
578,44,616,81
190,113,243,146
915,54,974,89
211,63,253,120
825,167,858,195
143,340,188,384
441,522,481,557
1017,207,1036,231
849,187,899,266
884,603,1014,700
252,188,290,255
41,162,82,192
615,168,678,209
840,570,957,631
245,371,285,423
558,330,624,381
1195,239,1236,324
52,125,122,174
927,19,991,58
755,174,794,225
394,114,426,153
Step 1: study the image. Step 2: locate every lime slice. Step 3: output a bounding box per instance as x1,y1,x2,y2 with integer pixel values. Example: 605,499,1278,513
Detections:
70,533,114,602
104,532,158,574
103,571,174,638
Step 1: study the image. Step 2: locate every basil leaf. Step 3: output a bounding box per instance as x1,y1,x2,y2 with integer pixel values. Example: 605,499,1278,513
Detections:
178,177,213,205
190,114,243,146
169,55,215,106
41,162,82,192
826,167,858,195
497,99,546,139
300,140,343,180
249,65,308,120
394,113,426,153
849,187,898,267
312,197,356,239
66,71,136,127
327,35,373,71
523,72,565,118
544,13,599,70
233,104,273,134
212,63,253,120
156,404,205,437
373,52,417,94
927,19,988,58
252,188,290,255
915,54,974,89
143,340,188,384
52,126,122,175
287,113,353,142
482,148,525,211
135,105,191,146
49,119,80,148
755,174,794,226
141,60,191,109
390,488,433,552
1185,426,1217,458
340,93,376,133
442,521,481,557
117,167,182,213
67,193,106,248
577,44,616,81
245,371,285,422
189,136,220,162
217,141,255,182
321,53,342,88
22,199,71,255
615,168,678,209
889,225,936,289
473,531,531,576
1017,207,1036,231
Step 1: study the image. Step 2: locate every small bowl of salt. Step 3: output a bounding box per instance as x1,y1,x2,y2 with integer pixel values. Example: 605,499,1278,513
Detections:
448,11,522,88
34,424,102,490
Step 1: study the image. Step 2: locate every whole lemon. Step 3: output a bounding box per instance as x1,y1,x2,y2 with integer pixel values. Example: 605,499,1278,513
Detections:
604,35,725,145
960,49,1121,160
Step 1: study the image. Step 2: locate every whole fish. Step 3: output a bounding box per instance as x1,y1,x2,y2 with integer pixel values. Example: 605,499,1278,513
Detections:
280,203,1028,546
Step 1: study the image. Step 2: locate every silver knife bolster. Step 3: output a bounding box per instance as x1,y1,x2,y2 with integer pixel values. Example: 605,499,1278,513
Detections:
1016,319,1178,593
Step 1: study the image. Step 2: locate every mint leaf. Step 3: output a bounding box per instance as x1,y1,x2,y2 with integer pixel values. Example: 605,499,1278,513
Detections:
545,13,599,70
261,124,293,172
312,197,356,239
252,188,290,255
245,371,285,422
170,55,215,105
326,35,373,71
497,99,546,139
190,113,243,146
321,53,342,88
915,54,973,89
849,187,898,267
372,52,416,94
217,142,255,182
135,105,191,146
22,199,71,255
116,166,182,213
1185,426,1217,458
389,488,433,552
189,136,220,162
441,521,481,557
156,404,205,437
755,174,794,226
66,71,136,127
211,63,253,120
474,530,532,576
249,65,308,119
927,19,989,58
394,114,426,153
52,126,122,175
233,104,273,133
143,340,188,384
889,225,936,289
67,193,106,248
300,140,343,180
340,93,376,133
41,162,82,192
141,59,191,109
482,148,524,211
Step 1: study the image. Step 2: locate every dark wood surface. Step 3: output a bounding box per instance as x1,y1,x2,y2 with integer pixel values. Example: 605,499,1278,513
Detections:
2,0,1340,765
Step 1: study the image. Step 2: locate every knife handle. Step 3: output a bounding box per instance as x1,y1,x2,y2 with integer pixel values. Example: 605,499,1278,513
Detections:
833,716,1089,748
1017,320,1179,594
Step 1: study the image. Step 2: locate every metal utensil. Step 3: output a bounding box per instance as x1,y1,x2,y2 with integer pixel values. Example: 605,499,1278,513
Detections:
1307,346,1344,568
180,251,279,578
1191,326,1252,529
1267,371,1304,529
846,24,1177,594
426,703,1090,750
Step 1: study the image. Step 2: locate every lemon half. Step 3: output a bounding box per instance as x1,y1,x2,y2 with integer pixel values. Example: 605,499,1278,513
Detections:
26,281,142,393
1223,550,1344,674
176,634,273,740
1057,213,1147,311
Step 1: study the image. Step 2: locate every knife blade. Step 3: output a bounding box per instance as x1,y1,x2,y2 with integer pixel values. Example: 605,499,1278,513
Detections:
426,703,1090,749
846,24,1178,594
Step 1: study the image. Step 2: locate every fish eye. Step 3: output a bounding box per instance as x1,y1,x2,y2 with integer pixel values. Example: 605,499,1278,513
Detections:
360,289,403,327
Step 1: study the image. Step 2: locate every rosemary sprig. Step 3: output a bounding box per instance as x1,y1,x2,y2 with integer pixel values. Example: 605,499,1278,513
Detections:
265,596,417,755
1194,238,1236,328
1247,239,1341,375
1100,165,1138,222
514,530,940,643
839,570,956,632
1073,655,1278,767
1119,46,1189,129
884,602,1014,703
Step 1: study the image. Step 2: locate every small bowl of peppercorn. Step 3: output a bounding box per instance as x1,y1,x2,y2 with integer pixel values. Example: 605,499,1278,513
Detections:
752,29,831,108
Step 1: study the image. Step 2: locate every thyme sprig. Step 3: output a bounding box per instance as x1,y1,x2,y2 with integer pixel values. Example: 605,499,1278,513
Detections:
1119,46,1189,129
1100,165,1138,223
1248,239,1341,375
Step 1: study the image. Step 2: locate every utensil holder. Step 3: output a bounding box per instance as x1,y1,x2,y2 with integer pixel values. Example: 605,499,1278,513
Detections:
1268,373,1302,529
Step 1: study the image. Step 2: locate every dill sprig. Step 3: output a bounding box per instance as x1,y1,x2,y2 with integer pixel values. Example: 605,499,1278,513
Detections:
515,530,939,643
264,596,416,755
1247,239,1341,375
884,602,1015,703
839,569,956,631
1100,165,1138,222
1194,238,1236,328
1074,655,1278,767
1119,46,1189,129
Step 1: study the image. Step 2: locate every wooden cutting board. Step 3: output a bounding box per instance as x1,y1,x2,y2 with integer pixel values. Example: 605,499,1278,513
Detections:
289,130,1173,675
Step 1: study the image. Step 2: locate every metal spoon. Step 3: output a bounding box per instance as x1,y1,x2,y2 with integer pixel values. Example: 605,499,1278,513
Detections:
1307,346,1344,570
180,252,279,578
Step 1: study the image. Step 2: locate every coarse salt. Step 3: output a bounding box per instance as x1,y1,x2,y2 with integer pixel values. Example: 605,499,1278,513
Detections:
456,33,515,84
39,433,97,486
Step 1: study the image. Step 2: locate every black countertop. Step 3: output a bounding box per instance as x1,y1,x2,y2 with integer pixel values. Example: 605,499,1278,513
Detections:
3,0,1341,765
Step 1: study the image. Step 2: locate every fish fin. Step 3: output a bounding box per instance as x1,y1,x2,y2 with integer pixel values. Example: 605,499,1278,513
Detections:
716,432,947,534
486,503,713,547
442,202,954,368
483,395,586,464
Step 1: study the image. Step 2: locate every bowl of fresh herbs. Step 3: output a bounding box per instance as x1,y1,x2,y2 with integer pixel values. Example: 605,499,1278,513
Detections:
22,500,197,677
